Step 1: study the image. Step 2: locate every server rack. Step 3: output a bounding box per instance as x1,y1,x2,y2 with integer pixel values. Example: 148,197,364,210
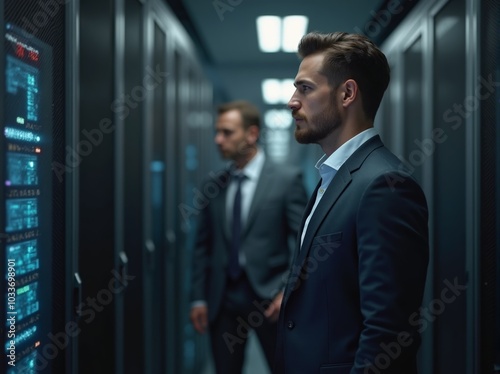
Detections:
77,1,214,373
1,1,78,373
378,0,497,372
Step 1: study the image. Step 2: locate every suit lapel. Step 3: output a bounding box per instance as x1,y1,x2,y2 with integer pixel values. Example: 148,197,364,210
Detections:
292,180,320,262
295,166,352,265
212,169,231,241
242,161,272,237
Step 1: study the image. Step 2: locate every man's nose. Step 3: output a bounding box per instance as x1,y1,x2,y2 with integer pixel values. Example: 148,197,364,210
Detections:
214,132,222,144
288,93,300,111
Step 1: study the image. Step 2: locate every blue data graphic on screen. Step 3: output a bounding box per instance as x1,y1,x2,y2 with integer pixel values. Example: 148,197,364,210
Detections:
6,152,39,186
5,198,39,232
7,240,39,276
3,23,53,373
6,54,40,123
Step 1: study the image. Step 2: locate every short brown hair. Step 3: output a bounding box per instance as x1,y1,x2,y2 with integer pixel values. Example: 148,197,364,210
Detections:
217,100,261,130
298,32,390,121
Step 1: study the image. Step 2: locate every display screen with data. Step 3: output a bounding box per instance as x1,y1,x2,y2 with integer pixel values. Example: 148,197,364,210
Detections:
3,23,53,372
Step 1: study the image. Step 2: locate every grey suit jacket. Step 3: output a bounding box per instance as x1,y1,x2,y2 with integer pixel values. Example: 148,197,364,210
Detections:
190,159,308,322
275,136,429,374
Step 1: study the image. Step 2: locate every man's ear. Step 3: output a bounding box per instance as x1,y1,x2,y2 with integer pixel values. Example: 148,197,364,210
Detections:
246,125,260,144
341,79,359,108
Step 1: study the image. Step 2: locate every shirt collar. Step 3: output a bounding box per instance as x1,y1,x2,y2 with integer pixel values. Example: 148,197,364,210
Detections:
315,127,378,175
232,147,265,181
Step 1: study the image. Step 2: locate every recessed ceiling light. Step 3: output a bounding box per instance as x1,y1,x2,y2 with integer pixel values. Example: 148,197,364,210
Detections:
282,16,308,52
256,15,308,53
262,79,282,104
256,16,281,53
262,79,296,105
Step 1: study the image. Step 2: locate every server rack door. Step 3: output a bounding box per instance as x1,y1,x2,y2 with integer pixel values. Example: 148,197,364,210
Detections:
164,19,178,374
78,0,117,372
113,0,126,373
481,0,500,372
122,0,145,373
403,34,424,185
432,0,467,372
182,64,204,374
175,50,191,374
169,47,187,374
144,13,168,374
1,1,68,373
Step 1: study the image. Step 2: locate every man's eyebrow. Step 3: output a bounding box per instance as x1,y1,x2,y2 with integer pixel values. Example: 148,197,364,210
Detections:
294,79,313,87
216,128,234,133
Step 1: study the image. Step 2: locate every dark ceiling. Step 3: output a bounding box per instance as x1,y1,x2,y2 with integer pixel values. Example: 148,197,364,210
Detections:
167,0,417,111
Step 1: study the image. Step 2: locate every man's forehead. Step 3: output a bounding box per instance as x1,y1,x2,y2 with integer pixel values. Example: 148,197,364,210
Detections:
216,113,242,130
218,109,242,122
299,53,325,70
295,54,329,83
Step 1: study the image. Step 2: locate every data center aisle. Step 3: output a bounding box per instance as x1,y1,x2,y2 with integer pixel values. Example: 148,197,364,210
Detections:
201,332,271,374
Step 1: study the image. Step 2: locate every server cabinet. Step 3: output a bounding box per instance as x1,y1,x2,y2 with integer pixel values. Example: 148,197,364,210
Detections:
1,0,77,373
380,0,496,373
432,2,467,372
77,0,214,372
148,1,215,373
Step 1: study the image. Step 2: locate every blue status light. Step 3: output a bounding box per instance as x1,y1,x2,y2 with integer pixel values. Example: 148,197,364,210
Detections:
4,325,37,349
4,127,41,143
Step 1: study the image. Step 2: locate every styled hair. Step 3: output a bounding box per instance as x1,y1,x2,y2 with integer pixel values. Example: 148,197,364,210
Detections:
217,100,261,130
298,31,390,121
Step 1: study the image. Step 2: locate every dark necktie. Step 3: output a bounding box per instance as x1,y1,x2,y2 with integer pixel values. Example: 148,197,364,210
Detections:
228,174,245,280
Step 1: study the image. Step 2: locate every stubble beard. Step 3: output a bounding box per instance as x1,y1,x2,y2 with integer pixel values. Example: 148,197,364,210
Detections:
294,106,342,144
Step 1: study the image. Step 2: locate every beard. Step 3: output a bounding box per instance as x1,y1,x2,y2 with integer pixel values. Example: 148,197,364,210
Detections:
294,103,342,144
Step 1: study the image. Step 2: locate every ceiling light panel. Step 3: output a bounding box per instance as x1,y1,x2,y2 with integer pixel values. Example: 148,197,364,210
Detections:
256,15,308,53
256,16,281,53
282,16,308,52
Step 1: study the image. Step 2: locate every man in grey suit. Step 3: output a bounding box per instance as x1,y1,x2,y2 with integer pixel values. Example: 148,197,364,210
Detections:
190,100,308,373
275,32,429,373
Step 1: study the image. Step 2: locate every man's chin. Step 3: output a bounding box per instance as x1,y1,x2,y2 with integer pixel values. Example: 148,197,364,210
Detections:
294,130,313,144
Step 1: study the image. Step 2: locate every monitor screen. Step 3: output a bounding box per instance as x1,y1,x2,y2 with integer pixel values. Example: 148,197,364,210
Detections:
3,23,53,372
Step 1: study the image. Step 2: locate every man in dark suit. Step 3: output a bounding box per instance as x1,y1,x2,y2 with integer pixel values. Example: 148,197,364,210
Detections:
275,32,429,374
190,100,308,373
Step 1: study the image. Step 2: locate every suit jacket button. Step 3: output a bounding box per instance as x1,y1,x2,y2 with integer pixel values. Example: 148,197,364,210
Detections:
287,321,295,330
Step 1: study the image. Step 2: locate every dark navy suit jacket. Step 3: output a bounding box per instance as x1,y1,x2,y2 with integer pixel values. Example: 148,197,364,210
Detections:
275,136,429,374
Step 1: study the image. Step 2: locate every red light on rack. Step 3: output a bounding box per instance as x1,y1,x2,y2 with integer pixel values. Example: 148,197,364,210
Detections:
15,44,25,58
28,50,39,62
